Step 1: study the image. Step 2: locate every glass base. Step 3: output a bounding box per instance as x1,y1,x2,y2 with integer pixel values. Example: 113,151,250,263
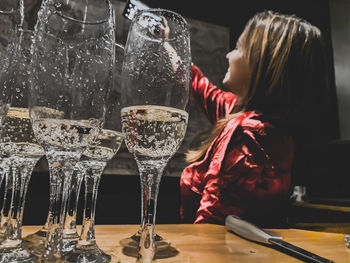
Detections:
62,231,79,254
120,232,168,249
0,226,8,243
0,245,38,263
23,228,80,257
120,234,178,259
23,228,47,257
64,242,111,263
62,236,79,255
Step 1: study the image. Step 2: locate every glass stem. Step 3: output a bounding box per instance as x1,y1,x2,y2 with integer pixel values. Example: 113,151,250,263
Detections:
62,167,84,253
43,156,76,262
78,161,106,248
0,168,4,236
0,165,5,192
63,169,84,239
5,158,38,247
0,167,12,242
135,156,167,262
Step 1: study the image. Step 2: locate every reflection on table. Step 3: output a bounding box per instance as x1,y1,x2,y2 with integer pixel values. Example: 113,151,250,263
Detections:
22,224,349,263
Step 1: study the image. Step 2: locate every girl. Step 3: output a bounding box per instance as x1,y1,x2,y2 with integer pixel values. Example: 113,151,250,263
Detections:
180,10,329,225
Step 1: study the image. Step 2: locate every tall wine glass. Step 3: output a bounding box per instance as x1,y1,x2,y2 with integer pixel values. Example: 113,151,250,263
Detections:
64,109,124,263
0,0,23,128
0,0,24,242
120,9,191,262
0,0,24,180
24,43,125,259
29,0,115,261
0,30,44,263
60,43,126,260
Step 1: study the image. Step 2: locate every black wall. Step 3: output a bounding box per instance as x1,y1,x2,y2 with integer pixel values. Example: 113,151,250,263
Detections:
21,171,181,225
139,0,340,140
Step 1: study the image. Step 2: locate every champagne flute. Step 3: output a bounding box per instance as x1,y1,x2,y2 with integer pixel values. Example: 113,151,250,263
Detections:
64,41,125,263
24,42,125,258
0,0,24,243
27,42,124,257
0,0,23,127
120,9,191,262
0,30,44,263
64,131,124,263
29,0,115,261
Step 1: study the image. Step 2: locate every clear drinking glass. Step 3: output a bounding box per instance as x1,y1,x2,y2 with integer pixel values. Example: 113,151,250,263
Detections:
29,0,115,261
0,0,23,127
59,42,125,259
26,42,124,258
63,41,125,263
64,129,124,263
0,0,24,241
120,9,191,262
0,30,44,263
24,42,125,259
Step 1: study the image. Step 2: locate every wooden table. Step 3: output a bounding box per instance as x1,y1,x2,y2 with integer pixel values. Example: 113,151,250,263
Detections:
23,224,350,263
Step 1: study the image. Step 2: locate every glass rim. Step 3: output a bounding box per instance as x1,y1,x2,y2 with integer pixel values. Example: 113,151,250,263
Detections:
135,8,188,27
54,10,111,25
0,0,22,14
38,2,114,25
0,9,19,15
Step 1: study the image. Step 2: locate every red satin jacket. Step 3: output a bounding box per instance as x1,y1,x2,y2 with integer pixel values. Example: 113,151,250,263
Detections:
180,65,295,225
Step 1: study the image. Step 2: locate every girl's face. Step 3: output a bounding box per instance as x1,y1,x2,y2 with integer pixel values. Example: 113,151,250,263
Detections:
222,41,250,101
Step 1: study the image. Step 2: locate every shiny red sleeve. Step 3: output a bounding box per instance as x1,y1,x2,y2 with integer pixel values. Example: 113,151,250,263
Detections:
193,135,293,224
191,65,238,124
194,161,291,224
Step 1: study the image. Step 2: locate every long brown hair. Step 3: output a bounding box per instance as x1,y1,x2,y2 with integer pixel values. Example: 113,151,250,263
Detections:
186,10,329,163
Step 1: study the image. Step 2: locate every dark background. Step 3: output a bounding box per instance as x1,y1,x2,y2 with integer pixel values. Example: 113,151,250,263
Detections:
13,0,347,226
139,0,340,140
